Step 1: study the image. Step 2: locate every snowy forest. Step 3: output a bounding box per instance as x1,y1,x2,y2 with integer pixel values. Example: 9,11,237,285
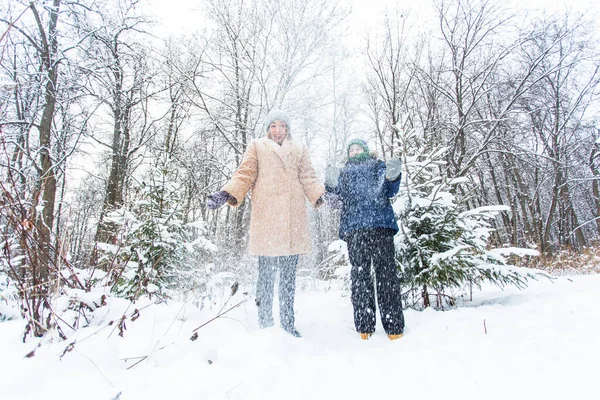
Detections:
1,0,599,346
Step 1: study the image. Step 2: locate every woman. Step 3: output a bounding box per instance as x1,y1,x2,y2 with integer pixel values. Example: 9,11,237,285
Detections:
207,110,325,337
324,138,405,340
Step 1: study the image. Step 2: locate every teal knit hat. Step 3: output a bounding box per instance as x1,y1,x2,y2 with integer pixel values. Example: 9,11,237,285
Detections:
346,138,370,163
347,138,369,155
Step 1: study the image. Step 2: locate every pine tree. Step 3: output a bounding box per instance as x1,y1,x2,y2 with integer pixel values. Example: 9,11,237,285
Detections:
394,127,538,309
103,158,215,300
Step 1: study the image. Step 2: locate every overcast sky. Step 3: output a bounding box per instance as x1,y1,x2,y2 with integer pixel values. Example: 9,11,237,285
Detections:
145,0,598,40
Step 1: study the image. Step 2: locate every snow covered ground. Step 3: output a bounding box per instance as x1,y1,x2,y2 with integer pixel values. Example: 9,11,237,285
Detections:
1,274,599,400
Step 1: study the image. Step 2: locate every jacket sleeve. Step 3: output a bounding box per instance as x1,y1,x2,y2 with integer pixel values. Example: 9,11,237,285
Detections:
384,170,402,198
221,141,259,207
298,145,326,206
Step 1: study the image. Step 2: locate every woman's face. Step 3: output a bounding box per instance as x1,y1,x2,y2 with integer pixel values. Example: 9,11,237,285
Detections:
348,144,365,158
269,120,288,144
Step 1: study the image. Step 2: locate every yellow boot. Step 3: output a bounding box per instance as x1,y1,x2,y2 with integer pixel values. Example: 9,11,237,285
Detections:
388,333,404,340
359,332,373,340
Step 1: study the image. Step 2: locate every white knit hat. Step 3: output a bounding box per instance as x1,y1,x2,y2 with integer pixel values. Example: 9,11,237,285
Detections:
263,109,291,134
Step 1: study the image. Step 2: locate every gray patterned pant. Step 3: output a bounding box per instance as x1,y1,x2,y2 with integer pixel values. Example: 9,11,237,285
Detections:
256,255,299,330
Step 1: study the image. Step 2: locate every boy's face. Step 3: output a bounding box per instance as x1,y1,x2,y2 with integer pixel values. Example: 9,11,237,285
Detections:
348,144,365,158
269,120,288,144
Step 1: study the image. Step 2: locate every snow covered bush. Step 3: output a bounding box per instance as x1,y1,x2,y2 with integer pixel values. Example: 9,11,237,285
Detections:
97,160,216,300
0,228,18,322
0,273,20,322
314,239,352,292
394,127,539,309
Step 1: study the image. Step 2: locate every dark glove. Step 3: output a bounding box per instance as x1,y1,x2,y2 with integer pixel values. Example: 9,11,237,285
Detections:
322,192,343,210
385,157,402,181
207,191,232,210
325,165,341,188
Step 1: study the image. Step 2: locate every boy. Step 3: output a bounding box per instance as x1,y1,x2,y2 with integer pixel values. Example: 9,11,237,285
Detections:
324,139,405,340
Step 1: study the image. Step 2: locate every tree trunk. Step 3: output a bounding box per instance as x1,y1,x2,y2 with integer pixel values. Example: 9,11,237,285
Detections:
30,0,62,337
94,97,131,248
589,142,600,235
422,284,430,308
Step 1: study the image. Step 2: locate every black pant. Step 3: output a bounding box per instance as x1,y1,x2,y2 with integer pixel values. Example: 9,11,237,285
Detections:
347,228,405,335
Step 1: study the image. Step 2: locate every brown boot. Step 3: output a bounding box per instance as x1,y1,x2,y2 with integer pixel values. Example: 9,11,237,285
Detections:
359,332,373,340
388,333,403,340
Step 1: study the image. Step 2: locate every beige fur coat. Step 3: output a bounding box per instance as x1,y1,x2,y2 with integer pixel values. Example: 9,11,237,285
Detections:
221,136,325,256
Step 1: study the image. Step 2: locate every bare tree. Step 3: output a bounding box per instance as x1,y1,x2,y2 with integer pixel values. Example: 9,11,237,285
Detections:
361,0,600,256
364,8,424,158
72,1,163,252
0,0,94,337
175,0,348,261
508,14,600,253
590,129,600,235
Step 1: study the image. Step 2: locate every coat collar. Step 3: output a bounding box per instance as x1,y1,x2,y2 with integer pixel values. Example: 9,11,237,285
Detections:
264,136,294,168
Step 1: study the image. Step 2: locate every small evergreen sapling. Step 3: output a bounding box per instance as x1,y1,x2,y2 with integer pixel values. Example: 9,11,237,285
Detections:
393,126,538,309
102,160,215,300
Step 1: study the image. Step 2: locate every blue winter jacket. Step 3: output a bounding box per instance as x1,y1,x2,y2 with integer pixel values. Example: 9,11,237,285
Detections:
326,156,401,241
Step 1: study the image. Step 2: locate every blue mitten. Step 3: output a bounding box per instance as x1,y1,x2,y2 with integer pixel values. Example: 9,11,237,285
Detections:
385,157,402,181
207,191,232,209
